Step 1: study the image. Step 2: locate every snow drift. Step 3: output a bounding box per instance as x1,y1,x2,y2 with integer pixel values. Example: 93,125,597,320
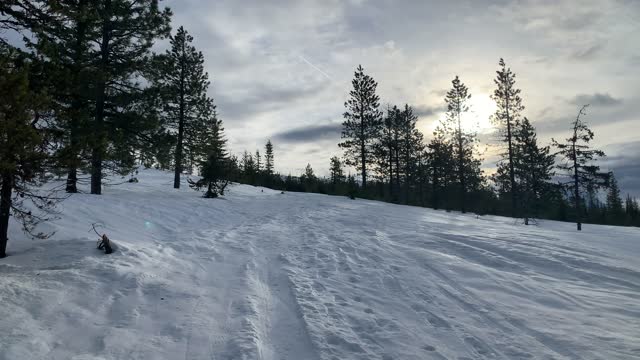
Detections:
1,169,639,360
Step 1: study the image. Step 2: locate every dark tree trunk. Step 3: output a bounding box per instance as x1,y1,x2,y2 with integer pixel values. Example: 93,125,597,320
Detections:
66,0,88,194
359,107,366,189
66,167,78,193
0,172,13,258
457,111,466,213
174,44,186,189
91,0,112,195
572,129,581,231
505,97,517,218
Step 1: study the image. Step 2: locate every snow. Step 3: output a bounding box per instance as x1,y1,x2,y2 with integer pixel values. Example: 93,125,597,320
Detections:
2,169,639,360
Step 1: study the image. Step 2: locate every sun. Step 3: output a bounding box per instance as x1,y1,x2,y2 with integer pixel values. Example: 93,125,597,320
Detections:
461,93,496,133
421,93,497,136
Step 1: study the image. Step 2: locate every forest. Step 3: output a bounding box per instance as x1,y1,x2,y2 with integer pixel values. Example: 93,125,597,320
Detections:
1,0,638,258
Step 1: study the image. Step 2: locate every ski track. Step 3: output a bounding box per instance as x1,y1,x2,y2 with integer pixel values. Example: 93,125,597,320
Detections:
1,169,639,360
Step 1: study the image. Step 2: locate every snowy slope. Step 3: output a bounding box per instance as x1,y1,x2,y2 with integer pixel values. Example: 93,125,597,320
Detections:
1,169,639,360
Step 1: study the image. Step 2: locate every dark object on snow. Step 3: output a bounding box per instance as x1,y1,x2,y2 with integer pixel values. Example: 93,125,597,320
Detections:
280,191,285,194
128,177,139,183
97,234,113,254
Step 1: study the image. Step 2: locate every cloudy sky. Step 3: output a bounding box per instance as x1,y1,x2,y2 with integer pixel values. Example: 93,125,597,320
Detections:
170,0,638,194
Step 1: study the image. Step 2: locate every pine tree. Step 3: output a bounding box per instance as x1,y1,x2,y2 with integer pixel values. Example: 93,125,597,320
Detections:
553,105,608,231
329,156,346,185
255,150,262,173
491,58,525,217
2,0,100,193
398,104,424,204
339,65,382,189
88,0,171,194
374,105,402,200
625,194,639,226
513,118,555,224
301,164,316,192
264,140,274,176
241,151,256,184
0,45,58,258
442,76,481,212
606,173,623,224
189,112,229,198
428,127,454,210
151,25,212,190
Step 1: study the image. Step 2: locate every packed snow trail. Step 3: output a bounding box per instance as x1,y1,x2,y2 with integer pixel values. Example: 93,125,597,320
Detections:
1,170,639,360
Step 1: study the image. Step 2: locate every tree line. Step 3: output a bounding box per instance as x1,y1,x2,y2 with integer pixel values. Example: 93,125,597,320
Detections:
266,63,638,231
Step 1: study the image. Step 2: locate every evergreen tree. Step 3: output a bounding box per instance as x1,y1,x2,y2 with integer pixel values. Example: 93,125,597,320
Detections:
241,151,256,184
0,45,58,257
427,127,454,210
374,105,402,200
300,164,316,192
2,0,100,193
442,76,481,212
329,156,346,185
86,0,171,195
189,112,229,198
553,105,608,231
398,104,424,204
339,65,382,188
151,25,213,190
625,194,639,226
606,173,623,224
513,118,555,224
491,58,524,217
264,140,274,176
255,150,262,173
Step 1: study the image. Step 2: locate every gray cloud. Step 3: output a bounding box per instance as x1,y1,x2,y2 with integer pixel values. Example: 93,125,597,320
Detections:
414,104,447,118
273,123,342,143
216,83,327,123
569,93,622,107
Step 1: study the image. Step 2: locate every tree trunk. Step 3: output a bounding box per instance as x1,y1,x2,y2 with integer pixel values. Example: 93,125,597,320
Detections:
505,96,517,218
66,167,78,193
0,172,13,258
457,110,466,213
66,0,88,194
572,130,581,231
91,0,112,195
174,42,186,189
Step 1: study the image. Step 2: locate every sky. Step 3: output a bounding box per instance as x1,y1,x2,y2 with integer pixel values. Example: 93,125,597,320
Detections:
162,0,640,196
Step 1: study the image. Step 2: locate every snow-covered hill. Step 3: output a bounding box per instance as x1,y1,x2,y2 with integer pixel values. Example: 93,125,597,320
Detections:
1,169,639,360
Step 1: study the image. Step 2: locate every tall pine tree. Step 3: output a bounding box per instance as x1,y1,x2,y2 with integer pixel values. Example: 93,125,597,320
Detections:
264,140,274,176
553,105,608,231
513,118,555,224
89,0,171,194
491,58,524,217
2,0,99,193
329,156,346,185
339,65,382,189
151,25,212,189
0,45,58,258
442,76,482,213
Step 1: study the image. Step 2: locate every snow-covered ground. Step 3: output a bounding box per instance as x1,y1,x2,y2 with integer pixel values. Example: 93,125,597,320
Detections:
1,169,639,360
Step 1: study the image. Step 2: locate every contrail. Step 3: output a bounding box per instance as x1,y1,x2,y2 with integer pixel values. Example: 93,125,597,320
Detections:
298,55,332,81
